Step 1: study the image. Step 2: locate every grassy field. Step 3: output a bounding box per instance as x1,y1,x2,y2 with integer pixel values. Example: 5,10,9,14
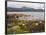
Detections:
6,19,45,34
5,13,45,34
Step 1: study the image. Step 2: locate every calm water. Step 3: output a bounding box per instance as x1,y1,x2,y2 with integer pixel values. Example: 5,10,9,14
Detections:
7,12,44,20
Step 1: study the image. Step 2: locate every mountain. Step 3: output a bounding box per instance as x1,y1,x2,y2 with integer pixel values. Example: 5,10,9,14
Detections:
7,7,45,12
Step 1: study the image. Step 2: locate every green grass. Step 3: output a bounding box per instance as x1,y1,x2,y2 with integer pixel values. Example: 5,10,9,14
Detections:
6,19,45,34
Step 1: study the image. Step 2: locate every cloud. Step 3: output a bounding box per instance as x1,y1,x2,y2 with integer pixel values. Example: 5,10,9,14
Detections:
7,1,44,9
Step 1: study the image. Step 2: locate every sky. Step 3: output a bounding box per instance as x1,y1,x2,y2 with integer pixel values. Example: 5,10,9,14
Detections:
7,1,44,9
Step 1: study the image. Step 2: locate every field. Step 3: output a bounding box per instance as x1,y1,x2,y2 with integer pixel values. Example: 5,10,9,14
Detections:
6,14,45,34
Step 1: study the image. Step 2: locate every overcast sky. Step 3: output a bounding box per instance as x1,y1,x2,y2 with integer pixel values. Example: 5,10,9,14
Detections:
7,1,44,9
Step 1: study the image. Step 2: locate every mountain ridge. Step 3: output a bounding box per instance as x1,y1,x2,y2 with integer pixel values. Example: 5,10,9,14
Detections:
7,7,45,12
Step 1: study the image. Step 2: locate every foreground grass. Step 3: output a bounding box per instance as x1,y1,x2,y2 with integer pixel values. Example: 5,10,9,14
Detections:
6,20,45,34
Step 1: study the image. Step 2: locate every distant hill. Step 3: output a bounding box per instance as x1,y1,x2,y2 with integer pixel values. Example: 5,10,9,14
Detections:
7,7,45,12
